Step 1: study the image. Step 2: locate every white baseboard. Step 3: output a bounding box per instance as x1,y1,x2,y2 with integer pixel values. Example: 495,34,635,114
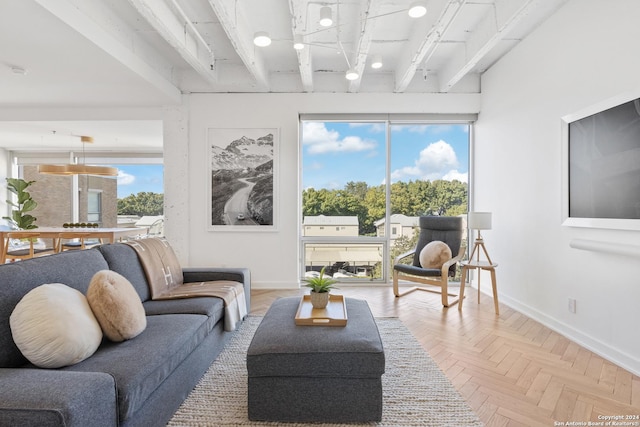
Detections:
486,286,640,377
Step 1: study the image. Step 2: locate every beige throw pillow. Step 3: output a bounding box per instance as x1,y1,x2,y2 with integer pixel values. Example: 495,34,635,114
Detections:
10,283,103,368
87,270,147,342
419,240,452,269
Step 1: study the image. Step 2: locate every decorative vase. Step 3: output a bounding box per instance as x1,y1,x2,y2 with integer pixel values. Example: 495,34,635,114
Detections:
310,291,330,309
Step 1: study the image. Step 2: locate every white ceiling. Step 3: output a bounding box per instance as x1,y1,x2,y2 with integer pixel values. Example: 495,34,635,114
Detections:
0,0,568,152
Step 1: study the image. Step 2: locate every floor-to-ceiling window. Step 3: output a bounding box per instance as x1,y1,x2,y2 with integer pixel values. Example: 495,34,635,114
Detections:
300,115,472,283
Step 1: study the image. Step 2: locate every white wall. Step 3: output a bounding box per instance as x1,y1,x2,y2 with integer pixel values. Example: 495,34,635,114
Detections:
0,148,8,225
165,93,480,289
475,0,640,375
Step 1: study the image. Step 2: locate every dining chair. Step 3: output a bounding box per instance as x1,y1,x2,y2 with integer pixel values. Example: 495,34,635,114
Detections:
57,232,101,252
1,232,56,263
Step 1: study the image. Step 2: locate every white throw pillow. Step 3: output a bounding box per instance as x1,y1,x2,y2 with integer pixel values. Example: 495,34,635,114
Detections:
419,240,452,269
87,270,146,342
10,283,103,369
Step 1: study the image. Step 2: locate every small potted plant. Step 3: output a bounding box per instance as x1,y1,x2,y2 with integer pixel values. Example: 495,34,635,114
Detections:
303,266,338,309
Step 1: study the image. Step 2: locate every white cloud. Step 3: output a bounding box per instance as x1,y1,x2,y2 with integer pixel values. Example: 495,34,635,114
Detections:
392,124,429,134
391,139,466,182
307,161,324,171
303,122,376,154
442,170,468,183
302,122,340,144
349,123,386,133
391,124,461,135
117,170,135,186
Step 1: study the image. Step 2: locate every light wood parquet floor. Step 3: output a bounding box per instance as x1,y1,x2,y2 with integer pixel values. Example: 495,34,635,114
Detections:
250,286,640,427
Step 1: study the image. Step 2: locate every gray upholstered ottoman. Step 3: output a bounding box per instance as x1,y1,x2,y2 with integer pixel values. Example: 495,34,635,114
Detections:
247,297,385,423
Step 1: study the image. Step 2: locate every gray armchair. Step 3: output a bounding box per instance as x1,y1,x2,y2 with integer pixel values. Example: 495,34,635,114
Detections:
392,216,465,307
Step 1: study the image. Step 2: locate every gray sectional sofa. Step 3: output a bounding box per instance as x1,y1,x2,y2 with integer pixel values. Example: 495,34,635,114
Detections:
0,241,250,427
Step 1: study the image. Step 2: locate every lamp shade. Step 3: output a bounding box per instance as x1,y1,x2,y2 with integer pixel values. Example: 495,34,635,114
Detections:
468,212,492,230
38,164,118,176
38,165,76,175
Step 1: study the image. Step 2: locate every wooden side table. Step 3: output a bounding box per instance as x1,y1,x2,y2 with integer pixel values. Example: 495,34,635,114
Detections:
459,260,499,314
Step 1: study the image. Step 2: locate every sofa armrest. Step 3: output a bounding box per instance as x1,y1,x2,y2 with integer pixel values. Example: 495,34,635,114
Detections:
182,267,251,312
0,369,117,427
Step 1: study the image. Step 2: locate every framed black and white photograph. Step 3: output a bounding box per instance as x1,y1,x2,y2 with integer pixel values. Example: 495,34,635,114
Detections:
208,128,277,231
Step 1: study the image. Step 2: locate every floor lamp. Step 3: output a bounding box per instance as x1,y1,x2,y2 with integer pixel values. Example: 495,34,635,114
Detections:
468,212,493,264
461,212,500,314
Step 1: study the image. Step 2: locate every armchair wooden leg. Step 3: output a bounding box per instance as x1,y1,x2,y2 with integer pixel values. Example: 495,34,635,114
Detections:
490,268,500,315
458,266,468,311
393,270,418,297
441,279,449,306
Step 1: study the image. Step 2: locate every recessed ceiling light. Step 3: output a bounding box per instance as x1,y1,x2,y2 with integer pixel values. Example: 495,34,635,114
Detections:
371,55,383,69
408,1,427,18
293,34,305,50
253,32,272,47
345,69,359,80
319,6,333,27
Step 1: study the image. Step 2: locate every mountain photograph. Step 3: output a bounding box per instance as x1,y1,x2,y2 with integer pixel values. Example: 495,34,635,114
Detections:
209,130,275,227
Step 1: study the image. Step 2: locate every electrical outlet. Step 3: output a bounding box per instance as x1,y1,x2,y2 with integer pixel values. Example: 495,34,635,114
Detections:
568,298,576,314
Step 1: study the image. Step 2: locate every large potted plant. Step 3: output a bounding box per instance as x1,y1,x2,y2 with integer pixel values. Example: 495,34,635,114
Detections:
303,266,338,309
3,178,38,230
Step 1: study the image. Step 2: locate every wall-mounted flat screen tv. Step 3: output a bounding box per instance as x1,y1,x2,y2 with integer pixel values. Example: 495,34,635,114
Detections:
562,92,640,231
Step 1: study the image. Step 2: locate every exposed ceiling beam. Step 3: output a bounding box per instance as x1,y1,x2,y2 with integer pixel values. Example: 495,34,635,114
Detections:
126,0,217,86
289,0,313,92
347,0,381,93
438,0,542,92
394,0,466,93
34,0,182,103
206,0,269,90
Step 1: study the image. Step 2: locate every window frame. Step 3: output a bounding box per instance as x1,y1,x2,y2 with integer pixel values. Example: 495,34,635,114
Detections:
299,114,476,284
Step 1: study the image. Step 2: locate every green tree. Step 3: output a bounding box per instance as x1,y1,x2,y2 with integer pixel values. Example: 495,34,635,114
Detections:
117,192,164,216
344,181,369,201
429,180,467,216
390,181,411,215
363,186,385,234
302,188,333,216
303,178,468,237
407,180,434,215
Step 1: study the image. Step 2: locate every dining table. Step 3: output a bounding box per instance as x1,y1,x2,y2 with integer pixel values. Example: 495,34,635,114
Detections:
0,227,148,256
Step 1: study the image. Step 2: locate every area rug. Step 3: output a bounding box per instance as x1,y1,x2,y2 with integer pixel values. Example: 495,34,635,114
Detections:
167,316,483,427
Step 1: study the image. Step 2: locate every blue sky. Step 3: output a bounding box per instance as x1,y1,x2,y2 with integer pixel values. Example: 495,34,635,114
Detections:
111,123,469,197
114,164,164,198
302,122,469,190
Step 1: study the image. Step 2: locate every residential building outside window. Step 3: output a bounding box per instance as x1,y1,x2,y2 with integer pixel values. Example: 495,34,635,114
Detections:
87,190,102,224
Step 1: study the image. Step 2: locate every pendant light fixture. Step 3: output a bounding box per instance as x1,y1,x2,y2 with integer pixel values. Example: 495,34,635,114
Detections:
345,69,359,80
371,55,383,69
253,31,272,47
293,34,305,50
319,6,333,27
408,1,427,18
38,135,118,176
